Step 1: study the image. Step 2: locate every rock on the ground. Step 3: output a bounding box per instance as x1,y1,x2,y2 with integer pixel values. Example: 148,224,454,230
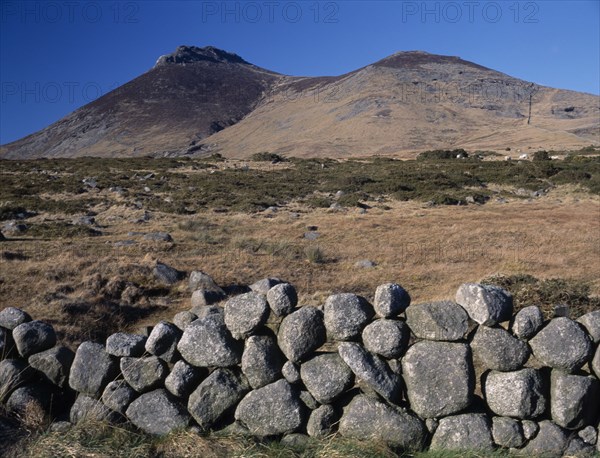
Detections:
373,283,411,317
12,320,56,357
492,416,525,448
165,360,205,398
471,325,531,371
405,301,468,341
550,370,600,429
361,319,409,359
69,342,119,398
455,283,513,326
188,368,250,430
126,389,190,435
145,321,182,363
324,293,374,341
307,404,337,437
178,316,242,367
120,356,168,393
430,414,494,451
338,342,401,404
282,361,301,384
577,310,600,343
277,307,326,363
101,380,138,414
188,270,225,295
339,395,426,450
235,379,305,436
402,341,473,418
0,307,31,330
510,306,544,340
191,289,226,308
153,261,185,285
520,420,569,457
143,232,173,242
106,333,147,357
224,292,270,340
266,283,298,316
28,346,74,388
71,394,116,423
529,317,593,372
484,368,546,419
241,334,284,389
300,353,353,404
249,278,282,295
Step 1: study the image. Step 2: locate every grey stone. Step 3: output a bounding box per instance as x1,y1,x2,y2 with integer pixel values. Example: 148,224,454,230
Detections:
301,353,353,404
143,232,173,242
189,305,224,322
402,341,473,418
471,325,531,371
0,326,15,358
578,425,598,445
430,414,494,451
280,433,311,448
484,368,546,419
405,301,468,341
49,421,72,433
577,310,600,343
0,307,31,330
361,319,409,359
564,437,596,457
5,384,52,416
101,380,137,414
300,390,319,410
249,278,282,295
173,311,197,331
529,317,593,372
12,320,56,358
120,356,168,393
426,418,439,434
374,283,410,317
28,346,74,388
520,420,568,457
277,307,326,363
189,270,225,294
455,283,513,326
224,292,269,340
338,342,402,404
70,394,116,424
266,283,298,317
153,261,185,285
522,420,539,440
241,334,284,389
492,416,525,448
105,333,147,357
165,360,205,398
550,370,599,429
69,342,119,398
339,395,426,450
282,361,301,384
145,321,182,363
593,346,600,378
355,259,375,269
511,306,544,340
178,317,242,367
307,404,336,437
191,290,225,308
235,379,305,436
126,389,190,435
324,293,374,341
188,368,249,430
0,359,33,393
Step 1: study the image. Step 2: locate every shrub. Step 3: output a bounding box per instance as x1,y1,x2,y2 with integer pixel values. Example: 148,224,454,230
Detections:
532,150,550,161
250,152,286,163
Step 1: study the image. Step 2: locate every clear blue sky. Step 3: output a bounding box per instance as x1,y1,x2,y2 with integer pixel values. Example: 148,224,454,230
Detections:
1,0,599,144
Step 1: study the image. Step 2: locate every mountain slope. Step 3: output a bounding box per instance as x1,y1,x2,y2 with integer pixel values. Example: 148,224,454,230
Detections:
1,47,598,159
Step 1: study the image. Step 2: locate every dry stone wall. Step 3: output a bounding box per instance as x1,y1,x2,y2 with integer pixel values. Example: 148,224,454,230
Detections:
1,274,599,455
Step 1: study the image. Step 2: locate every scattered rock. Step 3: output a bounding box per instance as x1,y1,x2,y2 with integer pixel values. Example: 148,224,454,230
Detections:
431,414,494,451
301,353,353,404
69,342,119,398
550,370,599,429
282,361,301,384
191,289,226,308
361,319,410,358
1,221,27,235
12,320,56,357
235,379,305,436
178,316,242,367
339,395,426,450
324,293,373,341
241,334,284,389
224,292,270,340
373,283,411,318
455,283,513,326
484,368,546,419
304,231,320,241
105,333,147,357
189,270,225,295
307,404,337,437
529,317,593,372
519,420,568,457
402,341,474,418
492,416,525,448
153,261,185,285
577,310,600,343
0,307,31,330
121,356,168,393
143,232,173,242
266,283,298,316
101,380,137,414
354,259,376,269
28,346,74,388
145,321,182,363
405,301,468,341
471,325,531,371
510,305,544,340
249,278,282,295
277,307,326,363
126,389,190,435
165,360,205,398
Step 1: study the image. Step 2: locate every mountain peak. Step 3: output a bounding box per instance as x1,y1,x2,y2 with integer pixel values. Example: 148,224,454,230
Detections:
155,45,249,67
373,50,490,71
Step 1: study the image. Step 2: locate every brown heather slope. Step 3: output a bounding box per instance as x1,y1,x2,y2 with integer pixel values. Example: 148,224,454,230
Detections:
1,47,598,159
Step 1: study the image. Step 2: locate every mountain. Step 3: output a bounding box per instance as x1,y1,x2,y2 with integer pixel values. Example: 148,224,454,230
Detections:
1,46,598,159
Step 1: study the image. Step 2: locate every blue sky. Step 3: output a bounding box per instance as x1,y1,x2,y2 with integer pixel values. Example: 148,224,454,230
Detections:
1,0,599,144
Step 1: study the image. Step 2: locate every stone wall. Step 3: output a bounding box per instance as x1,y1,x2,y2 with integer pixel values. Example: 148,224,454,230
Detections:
1,273,599,455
